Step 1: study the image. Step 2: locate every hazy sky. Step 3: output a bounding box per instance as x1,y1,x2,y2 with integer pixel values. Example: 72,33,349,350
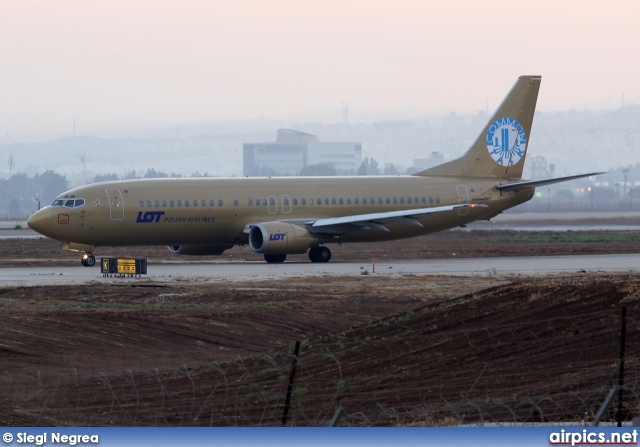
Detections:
1,0,639,137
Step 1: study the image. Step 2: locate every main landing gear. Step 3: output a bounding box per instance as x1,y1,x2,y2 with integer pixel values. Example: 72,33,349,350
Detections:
81,252,96,267
262,246,332,264
264,253,287,263
309,246,331,263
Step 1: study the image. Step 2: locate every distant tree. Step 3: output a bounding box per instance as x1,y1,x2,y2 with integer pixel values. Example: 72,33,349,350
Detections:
405,166,420,175
143,168,169,178
33,170,68,204
7,198,21,219
383,164,398,175
299,163,337,176
122,170,138,180
554,189,575,201
170,173,183,178
93,173,119,183
357,157,379,175
256,165,277,177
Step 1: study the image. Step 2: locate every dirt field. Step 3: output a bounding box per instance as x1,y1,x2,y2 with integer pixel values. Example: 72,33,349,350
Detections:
0,231,639,426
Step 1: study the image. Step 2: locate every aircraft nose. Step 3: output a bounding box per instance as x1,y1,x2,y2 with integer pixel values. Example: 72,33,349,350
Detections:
27,207,53,237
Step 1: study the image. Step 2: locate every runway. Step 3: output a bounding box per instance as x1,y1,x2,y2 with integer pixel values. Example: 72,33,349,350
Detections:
2,253,640,286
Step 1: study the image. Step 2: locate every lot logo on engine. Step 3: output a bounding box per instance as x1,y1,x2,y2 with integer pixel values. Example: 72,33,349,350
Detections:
136,211,165,223
269,233,286,241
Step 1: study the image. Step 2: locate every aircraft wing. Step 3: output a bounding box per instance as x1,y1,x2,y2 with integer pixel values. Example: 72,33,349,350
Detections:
495,172,605,192
283,203,486,234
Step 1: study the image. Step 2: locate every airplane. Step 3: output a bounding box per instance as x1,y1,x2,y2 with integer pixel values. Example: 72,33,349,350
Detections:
27,75,602,266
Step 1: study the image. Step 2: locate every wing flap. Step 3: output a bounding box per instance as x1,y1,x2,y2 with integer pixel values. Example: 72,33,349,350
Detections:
309,203,485,233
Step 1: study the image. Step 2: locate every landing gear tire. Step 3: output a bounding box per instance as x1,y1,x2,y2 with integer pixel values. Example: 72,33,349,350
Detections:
81,253,96,267
309,246,331,263
264,253,286,263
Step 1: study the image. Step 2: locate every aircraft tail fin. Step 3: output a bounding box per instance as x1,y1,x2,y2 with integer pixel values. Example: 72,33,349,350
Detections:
416,75,541,180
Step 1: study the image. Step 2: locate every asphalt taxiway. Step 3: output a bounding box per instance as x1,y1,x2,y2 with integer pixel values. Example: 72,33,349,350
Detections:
1,254,640,286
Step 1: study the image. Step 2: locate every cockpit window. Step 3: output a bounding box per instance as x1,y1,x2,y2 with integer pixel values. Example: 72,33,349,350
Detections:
52,198,85,208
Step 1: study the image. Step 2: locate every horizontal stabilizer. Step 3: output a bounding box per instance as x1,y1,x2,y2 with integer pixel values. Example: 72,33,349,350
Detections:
495,172,606,191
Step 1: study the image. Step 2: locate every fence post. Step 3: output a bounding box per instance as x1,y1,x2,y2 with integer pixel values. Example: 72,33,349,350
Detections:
282,341,301,427
617,306,627,427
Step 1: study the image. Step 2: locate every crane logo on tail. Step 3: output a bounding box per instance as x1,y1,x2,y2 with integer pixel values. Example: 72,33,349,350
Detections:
486,117,527,166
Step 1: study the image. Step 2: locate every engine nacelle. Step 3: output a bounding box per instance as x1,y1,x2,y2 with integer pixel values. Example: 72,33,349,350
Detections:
249,222,317,254
167,244,233,256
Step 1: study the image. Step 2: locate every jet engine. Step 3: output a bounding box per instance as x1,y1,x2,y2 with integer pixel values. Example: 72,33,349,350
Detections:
249,222,317,254
167,245,233,256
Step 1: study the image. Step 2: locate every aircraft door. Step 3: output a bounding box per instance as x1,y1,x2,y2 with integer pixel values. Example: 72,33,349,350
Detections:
267,195,277,214
105,187,125,221
281,195,292,214
456,185,469,217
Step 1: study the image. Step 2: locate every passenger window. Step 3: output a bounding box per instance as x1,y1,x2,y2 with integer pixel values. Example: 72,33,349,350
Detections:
406,198,411,204
421,197,427,204
435,197,440,204
170,200,174,207
324,198,329,205
218,200,223,206
146,200,151,208
233,199,238,206
139,201,144,207
347,198,352,205
385,198,390,205
354,198,358,205
192,200,196,207
201,200,205,207
393,198,398,204
269,197,276,206
185,200,189,207
162,200,167,207
261,199,267,206
293,199,298,205
378,198,383,205
209,200,214,206
302,198,307,205
429,197,433,204
414,197,419,204
154,200,159,207
370,198,374,204
309,198,314,205
177,200,182,207
332,198,337,205
283,198,290,206
248,199,253,206
317,198,321,204
400,198,404,204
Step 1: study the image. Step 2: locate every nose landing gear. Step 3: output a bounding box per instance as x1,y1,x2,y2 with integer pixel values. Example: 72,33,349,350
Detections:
81,252,96,267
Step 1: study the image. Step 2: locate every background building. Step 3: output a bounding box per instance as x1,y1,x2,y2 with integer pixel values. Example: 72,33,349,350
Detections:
243,129,362,176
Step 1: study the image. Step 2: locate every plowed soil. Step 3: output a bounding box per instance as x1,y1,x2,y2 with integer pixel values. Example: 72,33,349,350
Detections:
0,231,639,426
